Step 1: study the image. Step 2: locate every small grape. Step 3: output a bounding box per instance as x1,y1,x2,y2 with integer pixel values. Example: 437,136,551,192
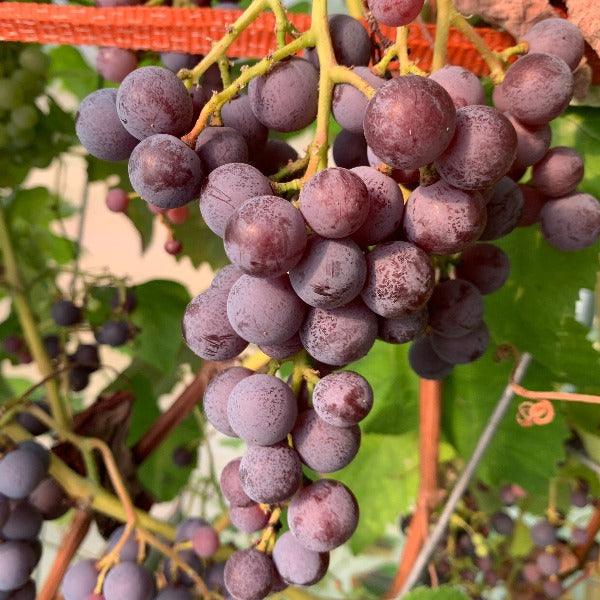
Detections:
332,130,369,169
160,52,200,72
532,146,584,198
273,531,329,586
229,504,269,533
69,366,90,392
164,239,183,255
428,279,484,338
165,206,188,225
105,526,140,562
28,478,68,520
224,549,274,600
74,344,100,371
522,562,541,583
379,308,428,345
367,0,424,26
479,176,524,241
490,511,514,536
531,520,557,548
51,300,82,327
205,563,226,593
2,334,23,355
172,445,194,467
429,65,485,108
430,321,490,364
455,243,510,295
220,457,253,507
105,188,129,213
16,400,50,436
536,551,560,576
194,126,248,173
96,47,137,83
542,578,564,599
191,526,219,558
61,560,97,600
506,113,551,168
0,448,47,500
175,518,209,543
103,562,155,600
239,443,302,505
408,336,453,380
96,320,129,347
288,479,359,552
259,334,303,361
1,502,42,541
221,94,268,153
518,184,546,226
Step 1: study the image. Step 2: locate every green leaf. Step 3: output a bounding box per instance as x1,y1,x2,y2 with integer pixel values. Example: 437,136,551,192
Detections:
86,155,130,184
125,199,154,252
48,46,100,100
509,519,534,558
403,585,469,600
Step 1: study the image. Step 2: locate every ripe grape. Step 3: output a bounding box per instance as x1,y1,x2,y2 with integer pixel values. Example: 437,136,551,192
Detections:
199,163,273,237
248,57,318,132
289,236,367,309
96,320,129,346
428,279,484,338
116,66,193,139
379,308,428,344
224,196,307,277
522,562,541,583
299,167,369,238
252,139,299,176
532,146,584,198
239,443,302,504
96,47,137,83
103,563,155,600
161,52,199,72
328,14,372,67
506,113,551,169
224,549,274,600
332,67,385,133
292,409,360,473
288,479,359,552
227,374,297,445
522,18,585,71
105,188,129,213
3,335,24,355
74,344,100,370
350,166,404,246
51,299,82,327
531,520,557,547
455,243,510,295
5,580,36,600
312,371,373,427
536,551,560,576
430,321,489,364
204,366,252,437
273,531,329,586
403,181,486,255
205,563,226,594
0,448,47,500
175,518,209,542
332,129,369,169
182,288,248,360
501,53,574,126
300,299,378,366
1,502,42,541
194,126,248,173
220,457,253,507
189,83,210,120
0,494,8,529
429,65,485,108
259,334,303,360
128,134,203,209
361,241,434,317
518,184,546,226
210,264,243,293
435,105,517,190
539,193,600,251
191,526,219,558
221,94,268,153
16,400,50,436
229,504,269,533
363,75,456,169
480,176,524,241
542,578,564,599
61,560,97,600
17,441,49,471
367,0,424,26
105,525,140,562
75,89,138,161
155,587,194,600
490,511,514,536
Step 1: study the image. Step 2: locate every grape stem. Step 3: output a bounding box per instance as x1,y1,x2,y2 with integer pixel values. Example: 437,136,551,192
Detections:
373,26,426,77
432,0,452,72
270,154,310,182
497,41,529,62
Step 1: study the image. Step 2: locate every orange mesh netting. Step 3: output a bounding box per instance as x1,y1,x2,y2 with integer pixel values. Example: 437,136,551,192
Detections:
0,3,516,76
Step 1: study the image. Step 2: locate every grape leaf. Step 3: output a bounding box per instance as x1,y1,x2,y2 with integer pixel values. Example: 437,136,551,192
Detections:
403,586,469,600
126,199,155,252
48,45,100,100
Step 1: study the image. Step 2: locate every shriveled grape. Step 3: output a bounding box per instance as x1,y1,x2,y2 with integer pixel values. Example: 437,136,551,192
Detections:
96,47,137,83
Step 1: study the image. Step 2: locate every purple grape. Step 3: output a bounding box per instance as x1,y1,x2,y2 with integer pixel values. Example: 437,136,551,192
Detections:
116,66,193,139
227,373,297,445
455,243,510,295
106,188,129,213
211,264,243,293
205,563,226,593
501,53,574,126
61,560,97,600
182,288,248,360
224,196,307,277
531,520,557,548
191,526,219,558
571,482,589,507
532,146,584,198
350,166,404,247
69,366,90,392
542,578,564,599
221,94,268,153
16,400,50,436
2,335,23,355
1,502,42,541
429,66,485,108
239,443,302,504
332,66,385,133
0,448,47,500
490,511,514,536
105,525,140,562
288,480,359,552
289,236,367,309
363,75,456,169
220,457,253,507
160,52,200,72
361,241,434,318
273,531,329,586
5,580,35,600
51,299,82,327
428,279,484,338
430,321,489,364
259,334,303,361
74,344,100,370
0,494,8,529
332,130,369,169
204,367,252,437
379,308,428,344
522,562,541,583
480,176,524,241
312,371,373,427
252,139,298,176
536,551,560,576
96,47,137,83
17,441,49,471
292,409,360,473
366,147,420,184
128,134,203,209
229,504,269,533
227,275,307,345
367,0,424,26
103,563,155,600
300,299,378,366
75,89,138,161
28,478,68,520
96,320,129,347
522,18,585,71
328,14,372,67
248,57,318,132
224,549,274,600
506,113,551,168
175,518,208,543
194,126,248,173
435,105,517,190
572,526,588,545
540,193,600,251
299,167,369,239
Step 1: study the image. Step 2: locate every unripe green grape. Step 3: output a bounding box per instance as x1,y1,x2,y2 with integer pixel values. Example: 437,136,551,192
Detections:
0,79,24,110
18,46,50,76
11,105,39,131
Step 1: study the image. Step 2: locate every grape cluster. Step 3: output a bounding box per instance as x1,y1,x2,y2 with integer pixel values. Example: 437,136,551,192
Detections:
0,441,69,598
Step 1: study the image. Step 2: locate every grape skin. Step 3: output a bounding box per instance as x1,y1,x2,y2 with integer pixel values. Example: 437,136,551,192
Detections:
490,511,514,535
194,126,249,173
361,241,434,318
227,275,307,345
1,502,42,541
332,130,369,169
103,562,155,600
239,443,302,504
479,177,524,241
17,441,50,471
253,139,299,176
288,479,359,552
532,146,584,198
428,279,484,338
163,550,203,587
105,525,140,562
363,75,456,170
506,113,551,168
116,66,193,139
191,526,219,557
229,504,269,533
539,193,600,251
224,549,274,600
292,409,360,473
536,551,560,576
220,457,254,507
106,188,129,213
175,518,209,543
429,66,485,108
328,14,372,67
430,317,487,366
227,374,298,446
259,334,303,360
224,196,307,278
312,371,373,427
204,367,252,437
221,94,268,153
16,400,50,436
407,337,452,379
455,243,510,295
199,163,272,238
96,47,137,83
531,520,557,548
367,0,424,26
211,264,243,293
300,299,378,366
273,532,329,586
95,320,129,347
0,448,47,500
501,53,574,126
299,168,370,239
161,52,200,72
4,579,36,600
522,562,541,583
75,89,138,161
518,184,546,227
435,105,517,190
350,166,404,247
379,308,428,345
248,57,318,132
128,134,203,209
61,559,97,600
289,236,367,309
403,181,486,255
